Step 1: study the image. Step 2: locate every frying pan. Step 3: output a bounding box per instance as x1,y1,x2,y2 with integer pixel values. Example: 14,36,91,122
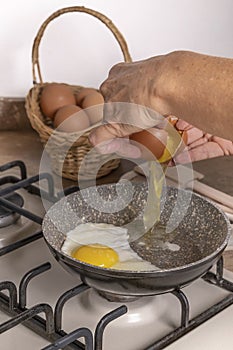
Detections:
42,183,231,299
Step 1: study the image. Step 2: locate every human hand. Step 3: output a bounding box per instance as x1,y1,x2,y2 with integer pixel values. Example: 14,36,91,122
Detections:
89,55,172,154
89,51,233,161
173,120,233,163
89,113,182,161
99,56,168,110
89,114,167,159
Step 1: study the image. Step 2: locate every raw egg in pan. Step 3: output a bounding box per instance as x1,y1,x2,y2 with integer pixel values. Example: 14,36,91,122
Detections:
61,223,158,271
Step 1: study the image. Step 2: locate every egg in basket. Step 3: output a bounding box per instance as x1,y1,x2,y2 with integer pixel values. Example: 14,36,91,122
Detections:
25,6,132,181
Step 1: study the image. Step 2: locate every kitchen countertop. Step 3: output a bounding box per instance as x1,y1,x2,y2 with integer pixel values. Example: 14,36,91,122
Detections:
0,128,233,270
0,129,134,186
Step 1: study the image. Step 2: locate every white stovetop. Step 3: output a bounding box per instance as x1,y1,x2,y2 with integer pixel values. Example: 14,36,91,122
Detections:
0,235,233,350
0,166,233,350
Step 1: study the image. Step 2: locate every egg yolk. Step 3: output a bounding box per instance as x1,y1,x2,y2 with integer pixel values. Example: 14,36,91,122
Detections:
72,244,119,268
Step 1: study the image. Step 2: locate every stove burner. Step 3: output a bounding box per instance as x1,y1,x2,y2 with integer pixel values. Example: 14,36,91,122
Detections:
97,290,139,302
0,193,24,228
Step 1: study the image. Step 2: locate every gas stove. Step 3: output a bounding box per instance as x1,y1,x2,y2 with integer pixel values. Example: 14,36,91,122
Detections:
0,160,233,350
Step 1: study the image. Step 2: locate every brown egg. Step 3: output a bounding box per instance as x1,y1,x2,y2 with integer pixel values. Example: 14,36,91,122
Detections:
82,92,104,125
53,105,90,132
130,128,167,161
75,88,97,106
130,119,188,162
40,83,76,119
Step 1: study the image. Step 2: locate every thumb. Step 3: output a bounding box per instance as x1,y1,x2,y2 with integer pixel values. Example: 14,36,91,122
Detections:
89,123,141,146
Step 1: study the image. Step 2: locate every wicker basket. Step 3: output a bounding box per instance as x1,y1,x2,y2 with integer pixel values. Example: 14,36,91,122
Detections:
25,6,132,181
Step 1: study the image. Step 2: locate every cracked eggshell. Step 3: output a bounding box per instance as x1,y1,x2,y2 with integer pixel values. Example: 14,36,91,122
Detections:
129,128,167,160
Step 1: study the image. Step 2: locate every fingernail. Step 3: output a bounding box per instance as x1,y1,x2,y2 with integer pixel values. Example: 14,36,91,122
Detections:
94,141,116,154
105,142,118,153
129,147,141,158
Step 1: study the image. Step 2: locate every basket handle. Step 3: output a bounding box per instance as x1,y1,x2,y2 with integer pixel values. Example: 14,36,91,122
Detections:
32,6,132,84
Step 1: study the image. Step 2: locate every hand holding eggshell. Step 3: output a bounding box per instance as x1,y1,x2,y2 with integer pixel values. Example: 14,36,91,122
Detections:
130,117,188,163
173,119,233,164
129,128,168,161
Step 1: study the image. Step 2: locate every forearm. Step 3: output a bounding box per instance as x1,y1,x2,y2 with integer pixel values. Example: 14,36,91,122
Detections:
155,51,233,140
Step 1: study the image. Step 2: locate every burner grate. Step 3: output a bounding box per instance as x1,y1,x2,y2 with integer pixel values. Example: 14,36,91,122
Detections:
0,192,24,228
0,257,233,350
0,261,127,350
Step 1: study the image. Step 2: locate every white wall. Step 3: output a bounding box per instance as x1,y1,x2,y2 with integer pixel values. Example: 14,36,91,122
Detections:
1,0,233,97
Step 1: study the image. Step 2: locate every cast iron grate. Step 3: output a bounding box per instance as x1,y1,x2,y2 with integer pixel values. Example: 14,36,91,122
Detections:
0,160,232,350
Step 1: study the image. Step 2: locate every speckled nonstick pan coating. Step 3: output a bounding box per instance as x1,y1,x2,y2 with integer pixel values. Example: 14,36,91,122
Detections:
42,183,231,297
